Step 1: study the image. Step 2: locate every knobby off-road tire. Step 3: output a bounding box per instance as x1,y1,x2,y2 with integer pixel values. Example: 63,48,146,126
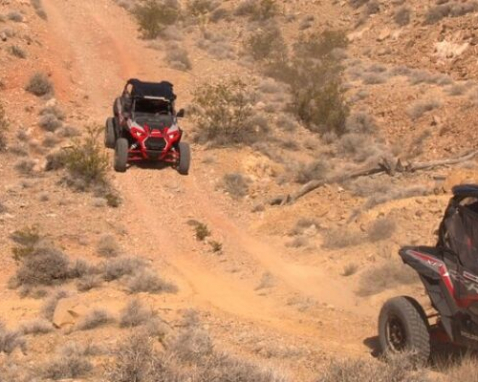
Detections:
105,117,116,149
378,296,430,365
177,142,190,175
114,138,128,173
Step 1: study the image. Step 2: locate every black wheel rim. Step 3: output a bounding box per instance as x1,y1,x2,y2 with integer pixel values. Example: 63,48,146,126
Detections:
386,315,407,351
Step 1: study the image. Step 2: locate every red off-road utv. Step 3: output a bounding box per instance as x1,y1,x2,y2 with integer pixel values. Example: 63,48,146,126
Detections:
379,185,478,363
105,79,190,174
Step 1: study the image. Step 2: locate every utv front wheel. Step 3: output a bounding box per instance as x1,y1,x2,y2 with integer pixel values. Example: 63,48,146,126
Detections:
114,138,129,173
177,142,190,175
105,118,116,149
378,296,430,364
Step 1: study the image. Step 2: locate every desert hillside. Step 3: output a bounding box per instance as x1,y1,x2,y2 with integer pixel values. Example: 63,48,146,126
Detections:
1,0,478,381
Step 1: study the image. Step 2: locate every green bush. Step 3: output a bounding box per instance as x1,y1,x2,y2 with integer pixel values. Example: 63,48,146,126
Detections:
134,0,179,39
62,127,109,188
191,79,265,145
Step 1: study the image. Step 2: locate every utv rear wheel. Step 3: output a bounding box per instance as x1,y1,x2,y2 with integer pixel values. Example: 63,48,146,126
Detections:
105,118,116,149
114,138,128,173
378,296,430,364
177,142,190,175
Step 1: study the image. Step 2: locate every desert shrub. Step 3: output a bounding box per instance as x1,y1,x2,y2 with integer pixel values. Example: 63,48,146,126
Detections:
25,72,53,97
447,83,469,96
323,227,364,249
210,240,223,253
364,186,431,209
96,234,121,257
103,256,146,281
246,23,287,62
41,290,70,321
362,72,388,85
61,126,109,188
0,322,26,355
235,0,278,20
8,45,26,59
365,0,380,15
15,246,70,287
39,114,62,132
425,2,478,24
165,45,192,71
345,111,377,134
342,263,358,277
76,309,113,330
357,261,418,296
127,269,177,294
193,222,211,241
58,125,80,138
134,0,179,39
395,6,411,26
120,299,155,328
31,0,48,20
42,133,60,148
407,99,441,120
20,319,53,335
76,274,103,292
348,0,370,9
10,225,40,247
295,159,328,184
0,103,7,151
317,353,431,382
186,0,218,19
210,7,229,22
42,343,93,380
221,173,250,198
191,79,264,146
7,11,23,22
68,259,99,279
293,29,348,58
40,105,65,120
368,217,396,242
14,158,35,175
408,69,452,86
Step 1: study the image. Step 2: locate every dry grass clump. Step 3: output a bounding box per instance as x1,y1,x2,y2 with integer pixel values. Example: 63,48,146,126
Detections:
39,113,62,132
425,2,478,25
368,217,396,242
0,322,26,355
357,261,419,296
20,319,53,335
96,234,121,257
408,69,452,86
317,352,431,382
196,31,236,60
246,23,287,62
394,6,411,26
191,78,265,146
363,185,431,209
235,0,279,21
8,45,26,59
127,269,177,294
446,83,470,96
14,158,35,175
7,11,24,22
165,44,192,71
103,256,146,281
31,0,48,20
119,299,155,328
345,111,377,135
221,172,250,199
407,99,441,120
0,103,7,151
294,159,328,184
76,274,103,292
25,72,53,97
322,227,364,249
186,0,219,20
76,309,114,331
41,342,93,380
134,0,179,39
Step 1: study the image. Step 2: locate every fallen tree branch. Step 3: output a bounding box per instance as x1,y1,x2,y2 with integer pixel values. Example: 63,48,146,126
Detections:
270,149,478,205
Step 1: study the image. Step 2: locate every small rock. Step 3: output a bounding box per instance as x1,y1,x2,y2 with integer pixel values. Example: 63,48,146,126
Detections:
377,28,391,42
53,297,89,328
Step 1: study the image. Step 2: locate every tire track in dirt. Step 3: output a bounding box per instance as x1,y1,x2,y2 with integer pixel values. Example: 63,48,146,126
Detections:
42,0,374,357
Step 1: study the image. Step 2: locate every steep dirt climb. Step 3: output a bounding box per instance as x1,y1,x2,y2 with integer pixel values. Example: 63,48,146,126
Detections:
41,0,375,361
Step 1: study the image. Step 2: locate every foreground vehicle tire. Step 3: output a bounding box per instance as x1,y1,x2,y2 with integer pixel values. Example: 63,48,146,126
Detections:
114,138,129,173
105,118,116,149
378,296,430,364
177,142,190,175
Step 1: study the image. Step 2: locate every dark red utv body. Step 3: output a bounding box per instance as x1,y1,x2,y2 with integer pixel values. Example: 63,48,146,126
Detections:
379,185,478,363
104,79,190,174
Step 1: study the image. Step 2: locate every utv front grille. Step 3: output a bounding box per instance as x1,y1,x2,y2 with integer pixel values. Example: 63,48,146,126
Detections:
145,137,166,151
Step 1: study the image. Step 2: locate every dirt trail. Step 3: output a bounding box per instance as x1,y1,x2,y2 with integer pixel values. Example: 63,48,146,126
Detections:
41,0,375,357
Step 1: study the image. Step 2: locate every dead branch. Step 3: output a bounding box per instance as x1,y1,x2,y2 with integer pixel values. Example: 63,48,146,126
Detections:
271,149,478,205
